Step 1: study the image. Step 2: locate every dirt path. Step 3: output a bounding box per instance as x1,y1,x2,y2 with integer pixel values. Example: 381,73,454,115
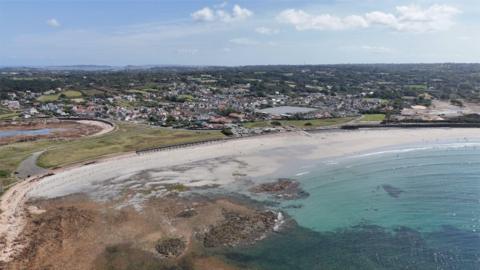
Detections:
15,151,49,180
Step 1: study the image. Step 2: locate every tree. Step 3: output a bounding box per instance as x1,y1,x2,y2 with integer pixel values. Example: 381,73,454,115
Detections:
221,127,234,136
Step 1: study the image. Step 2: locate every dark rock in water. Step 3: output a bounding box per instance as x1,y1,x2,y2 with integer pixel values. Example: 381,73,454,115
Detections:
176,208,198,218
283,204,303,209
155,238,186,258
249,178,309,200
203,210,277,248
381,184,404,198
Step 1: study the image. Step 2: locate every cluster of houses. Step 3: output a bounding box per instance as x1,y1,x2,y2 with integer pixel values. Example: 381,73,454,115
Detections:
1,81,385,132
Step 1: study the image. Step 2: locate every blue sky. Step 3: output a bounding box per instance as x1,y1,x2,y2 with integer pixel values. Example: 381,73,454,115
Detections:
0,0,479,66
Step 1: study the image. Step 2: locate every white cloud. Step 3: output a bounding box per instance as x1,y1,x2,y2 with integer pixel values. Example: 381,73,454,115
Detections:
192,4,252,23
232,5,253,20
277,4,461,32
276,9,368,31
364,12,398,26
191,7,215,22
46,18,61,28
255,26,279,35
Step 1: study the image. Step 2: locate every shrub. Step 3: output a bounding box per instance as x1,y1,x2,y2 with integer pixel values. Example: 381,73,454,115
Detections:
0,170,8,178
221,127,234,136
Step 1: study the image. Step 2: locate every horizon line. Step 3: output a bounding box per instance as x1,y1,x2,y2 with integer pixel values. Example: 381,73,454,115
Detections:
2,62,480,69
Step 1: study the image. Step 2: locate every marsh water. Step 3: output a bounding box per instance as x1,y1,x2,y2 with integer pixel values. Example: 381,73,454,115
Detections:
0,128,59,138
221,142,480,269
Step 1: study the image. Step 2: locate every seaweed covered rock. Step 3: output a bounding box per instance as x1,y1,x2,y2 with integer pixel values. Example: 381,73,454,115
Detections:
155,238,186,258
203,210,277,248
176,208,198,218
249,178,309,200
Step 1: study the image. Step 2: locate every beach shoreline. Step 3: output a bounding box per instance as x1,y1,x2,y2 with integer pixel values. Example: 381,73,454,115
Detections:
2,127,480,264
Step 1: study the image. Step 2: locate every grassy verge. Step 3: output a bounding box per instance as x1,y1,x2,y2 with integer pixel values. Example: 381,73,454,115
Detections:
243,117,356,129
37,123,224,168
0,140,54,187
360,114,385,122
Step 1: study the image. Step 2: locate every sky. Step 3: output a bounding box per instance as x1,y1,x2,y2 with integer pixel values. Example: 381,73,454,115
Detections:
0,0,479,66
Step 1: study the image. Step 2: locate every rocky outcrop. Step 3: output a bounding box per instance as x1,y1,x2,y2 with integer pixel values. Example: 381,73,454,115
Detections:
249,178,309,200
155,238,186,258
203,210,276,248
176,208,198,218
381,184,404,198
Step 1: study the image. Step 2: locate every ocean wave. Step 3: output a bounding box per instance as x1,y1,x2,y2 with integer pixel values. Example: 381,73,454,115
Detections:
351,142,480,159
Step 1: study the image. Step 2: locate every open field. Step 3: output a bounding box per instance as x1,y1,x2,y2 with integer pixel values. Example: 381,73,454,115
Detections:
37,90,83,102
407,84,427,90
0,112,20,121
37,123,224,168
0,107,19,120
360,114,385,122
243,117,356,129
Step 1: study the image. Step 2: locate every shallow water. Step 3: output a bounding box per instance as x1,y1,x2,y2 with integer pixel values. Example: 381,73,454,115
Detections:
221,142,480,269
0,128,59,138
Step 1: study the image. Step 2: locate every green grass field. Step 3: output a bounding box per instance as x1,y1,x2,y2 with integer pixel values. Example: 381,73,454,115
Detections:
0,112,20,120
243,117,356,129
360,114,385,122
37,90,83,102
37,123,224,168
0,123,224,189
0,106,20,120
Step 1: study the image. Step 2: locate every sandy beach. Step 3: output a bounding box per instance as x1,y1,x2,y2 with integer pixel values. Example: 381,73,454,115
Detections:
2,127,480,265
28,128,480,200
75,120,115,137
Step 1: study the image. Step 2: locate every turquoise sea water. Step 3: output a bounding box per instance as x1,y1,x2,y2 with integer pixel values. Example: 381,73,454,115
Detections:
221,142,480,269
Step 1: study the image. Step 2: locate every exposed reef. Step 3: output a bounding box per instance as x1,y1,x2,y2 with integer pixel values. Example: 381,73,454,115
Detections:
249,178,309,200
